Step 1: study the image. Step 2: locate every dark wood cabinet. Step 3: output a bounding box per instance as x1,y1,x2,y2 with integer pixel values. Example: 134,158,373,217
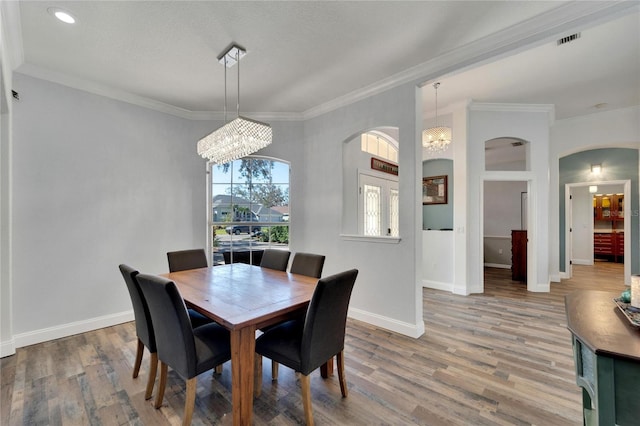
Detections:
511,230,527,282
594,194,624,221
593,194,624,263
594,232,624,262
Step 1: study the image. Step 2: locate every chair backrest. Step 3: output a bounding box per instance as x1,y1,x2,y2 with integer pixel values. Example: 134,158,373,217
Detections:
260,249,291,271
167,249,208,272
223,250,264,266
136,273,197,379
119,264,156,352
300,269,358,375
290,252,326,278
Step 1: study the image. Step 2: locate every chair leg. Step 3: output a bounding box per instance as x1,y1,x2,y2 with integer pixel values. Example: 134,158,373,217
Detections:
183,377,197,426
254,355,262,397
337,350,348,398
133,338,144,378
271,361,279,381
300,374,314,426
215,364,223,374
154,361,168,409
144,352,158,400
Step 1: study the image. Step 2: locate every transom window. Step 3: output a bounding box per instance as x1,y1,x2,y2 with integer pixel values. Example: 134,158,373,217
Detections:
208,157,290,265
361,132,398,163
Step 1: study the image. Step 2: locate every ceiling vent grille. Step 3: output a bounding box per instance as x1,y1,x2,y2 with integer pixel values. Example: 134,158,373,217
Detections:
557,33,581,46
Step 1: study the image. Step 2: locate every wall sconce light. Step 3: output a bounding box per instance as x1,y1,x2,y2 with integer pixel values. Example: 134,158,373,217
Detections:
591,164,602,174
589,185,598,193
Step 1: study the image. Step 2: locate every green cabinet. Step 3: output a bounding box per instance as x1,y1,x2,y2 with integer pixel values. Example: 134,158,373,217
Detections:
566,291,640,425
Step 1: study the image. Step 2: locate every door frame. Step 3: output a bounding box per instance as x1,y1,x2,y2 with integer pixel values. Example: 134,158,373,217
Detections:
480,174,536,292
564,180,631,284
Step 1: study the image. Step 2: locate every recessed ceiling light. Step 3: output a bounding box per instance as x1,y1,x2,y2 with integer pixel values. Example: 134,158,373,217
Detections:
48,7,76,24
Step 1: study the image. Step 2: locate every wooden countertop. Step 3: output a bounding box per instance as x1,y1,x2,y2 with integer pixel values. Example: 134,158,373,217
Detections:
565,290,640,363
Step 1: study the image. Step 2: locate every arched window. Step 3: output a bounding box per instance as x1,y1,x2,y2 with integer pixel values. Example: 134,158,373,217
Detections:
361,131,398,163
208,157,290,265
342,129,399,239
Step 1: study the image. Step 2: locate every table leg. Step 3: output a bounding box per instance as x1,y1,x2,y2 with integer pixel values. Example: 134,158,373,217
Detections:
320,356,334,378
230,325,256,426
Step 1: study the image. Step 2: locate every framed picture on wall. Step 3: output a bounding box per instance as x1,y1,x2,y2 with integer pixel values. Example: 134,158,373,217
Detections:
423,175,447,205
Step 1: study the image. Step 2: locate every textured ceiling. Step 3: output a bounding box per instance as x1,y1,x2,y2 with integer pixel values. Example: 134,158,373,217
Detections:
11,1,640,120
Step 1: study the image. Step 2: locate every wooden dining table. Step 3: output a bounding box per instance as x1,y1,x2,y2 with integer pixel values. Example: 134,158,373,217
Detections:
161,263,320,426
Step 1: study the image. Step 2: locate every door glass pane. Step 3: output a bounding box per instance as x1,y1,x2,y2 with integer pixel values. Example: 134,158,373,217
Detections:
389,188,399,237
363,184,381,236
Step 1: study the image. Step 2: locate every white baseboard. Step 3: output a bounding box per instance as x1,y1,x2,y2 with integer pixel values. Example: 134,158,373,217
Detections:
421,279,452,292
13,311,134,349
550,274,561,283
348,307,424,338
571,259,593,266
1,338,16,358
484,263,511,269
528,281,551,292
559,271,570,280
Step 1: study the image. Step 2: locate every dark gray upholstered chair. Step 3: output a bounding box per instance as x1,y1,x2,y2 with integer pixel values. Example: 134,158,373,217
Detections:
119,264,158,400
120,264,219,401
268,252,326,380
167,248,208,272
255,269,358,426
259,249,291,271
290,252,326,279
222,249,264,266
166,249,213,328
137,274,231,426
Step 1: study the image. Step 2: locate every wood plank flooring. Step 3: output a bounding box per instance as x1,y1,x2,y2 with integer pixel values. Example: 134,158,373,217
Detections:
1,263,628,425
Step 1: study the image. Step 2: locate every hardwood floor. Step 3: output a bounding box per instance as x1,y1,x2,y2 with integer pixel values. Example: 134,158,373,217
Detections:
1,263,627,425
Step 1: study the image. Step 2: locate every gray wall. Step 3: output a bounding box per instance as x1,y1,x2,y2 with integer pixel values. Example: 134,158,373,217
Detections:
559,148,639,274
10,74,214,337
7,72,423,346
301,82,423,335
422,159,453,230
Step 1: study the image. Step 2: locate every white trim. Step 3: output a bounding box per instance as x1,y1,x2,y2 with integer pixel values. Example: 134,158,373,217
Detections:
528,281,551,293
550,274,562,283
564,180,631,285
469,103,555,126
1,1,24,69
13,311,134,349
1,338,15,358
484,263,511,269
9,2,635,121
348,307,424,339
572,259,593,266
422,279,452,292
339,234,400,244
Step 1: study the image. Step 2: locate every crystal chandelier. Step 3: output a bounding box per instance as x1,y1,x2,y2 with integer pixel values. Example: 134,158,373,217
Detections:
422,82,451,154
197,44,272,164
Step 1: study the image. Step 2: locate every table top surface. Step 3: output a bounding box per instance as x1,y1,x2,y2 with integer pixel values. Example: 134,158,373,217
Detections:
161,263,318,330
565,290,640,362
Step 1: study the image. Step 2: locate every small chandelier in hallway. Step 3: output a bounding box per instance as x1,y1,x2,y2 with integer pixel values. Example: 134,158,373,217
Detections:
422,82,451,154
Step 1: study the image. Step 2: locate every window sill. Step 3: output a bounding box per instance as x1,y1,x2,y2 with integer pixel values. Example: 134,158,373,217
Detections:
339,234,401,244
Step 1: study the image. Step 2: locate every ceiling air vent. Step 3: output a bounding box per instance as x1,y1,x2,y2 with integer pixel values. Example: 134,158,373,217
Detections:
557,33,581,46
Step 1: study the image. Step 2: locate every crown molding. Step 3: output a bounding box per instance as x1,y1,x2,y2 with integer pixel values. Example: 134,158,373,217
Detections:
469,102,555,125
302,1,638,120
17,63,218,120
12,1,637,122
17,63,306,122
